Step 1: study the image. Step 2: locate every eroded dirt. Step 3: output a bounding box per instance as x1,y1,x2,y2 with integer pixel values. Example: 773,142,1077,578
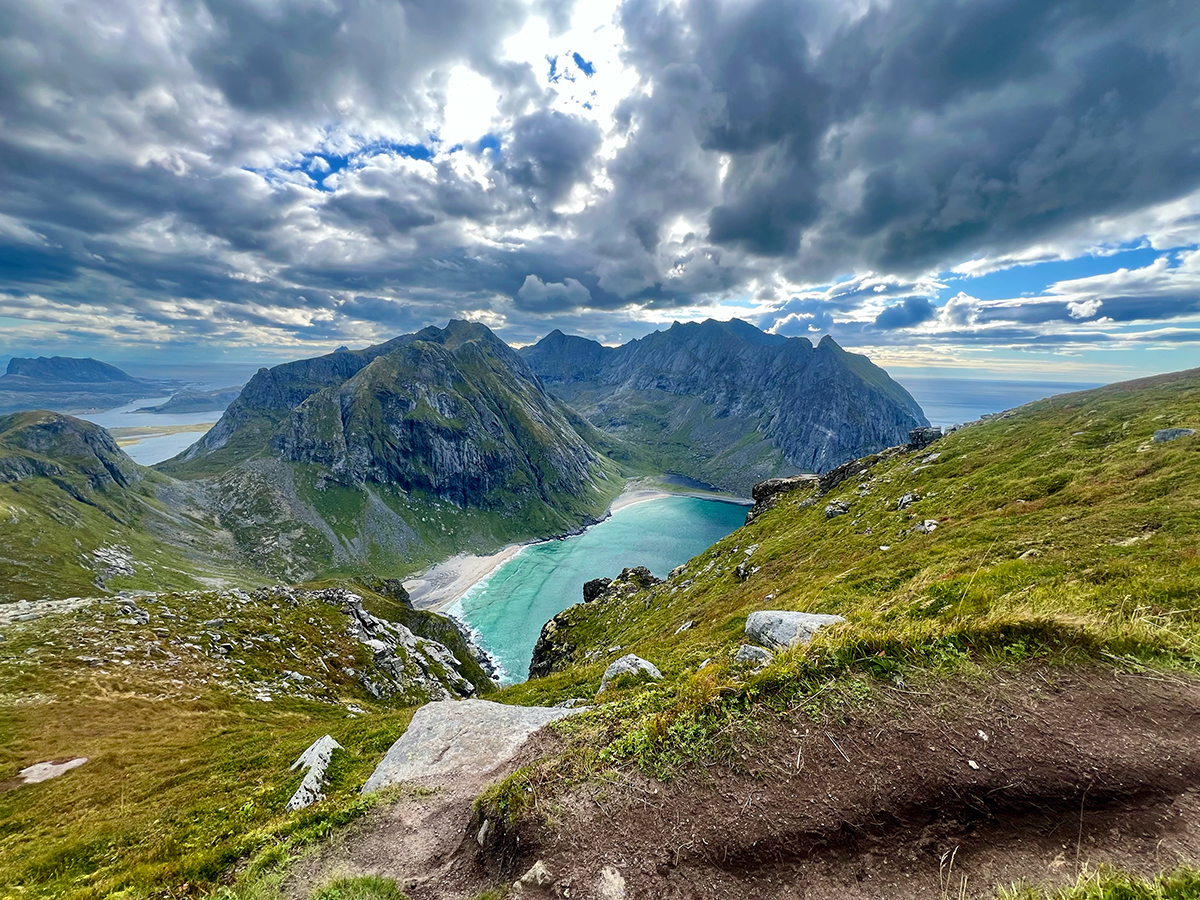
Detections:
288,665,1200,900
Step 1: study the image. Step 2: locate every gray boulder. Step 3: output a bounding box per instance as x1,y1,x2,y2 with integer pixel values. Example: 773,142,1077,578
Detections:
825,500,850,519
746,610,846,650
362,699,581,792
914,519,939,534
598,654,662,693
1153,428,1196,443
734,644,773,671
286,734,342,811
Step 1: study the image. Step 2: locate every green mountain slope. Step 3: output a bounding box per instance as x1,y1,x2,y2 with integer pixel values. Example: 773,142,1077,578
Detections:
159,321,620,580
0,411,248,601
515,367,1200,696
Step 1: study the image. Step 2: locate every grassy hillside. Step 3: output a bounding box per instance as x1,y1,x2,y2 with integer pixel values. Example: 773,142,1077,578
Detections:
0,411,252,602
0,581,486,900
483,366,1200,810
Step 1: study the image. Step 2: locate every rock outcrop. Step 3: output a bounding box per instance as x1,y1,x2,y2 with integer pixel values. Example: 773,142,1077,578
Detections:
745,610,846,650
319,588,477,701
529,567,665,679
522,318,928,493
286,735,343,811
1153,428,1195,443
362,699,582,792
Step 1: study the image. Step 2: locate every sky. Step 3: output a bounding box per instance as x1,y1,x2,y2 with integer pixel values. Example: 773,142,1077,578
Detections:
1,0,1199,381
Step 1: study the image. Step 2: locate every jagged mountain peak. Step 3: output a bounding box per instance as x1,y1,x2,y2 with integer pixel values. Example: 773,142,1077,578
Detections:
521,317,927,491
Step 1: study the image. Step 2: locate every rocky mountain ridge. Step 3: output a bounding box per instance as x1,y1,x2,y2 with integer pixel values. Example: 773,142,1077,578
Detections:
521,318,928,492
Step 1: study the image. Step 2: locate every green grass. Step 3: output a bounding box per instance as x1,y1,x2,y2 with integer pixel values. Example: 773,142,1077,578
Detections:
1000,866,1200,899
477,369,1200,825
0,581,488,900
309,875,407,900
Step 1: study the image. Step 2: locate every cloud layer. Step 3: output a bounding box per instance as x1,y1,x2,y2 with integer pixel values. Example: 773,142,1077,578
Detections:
1,0,1199,364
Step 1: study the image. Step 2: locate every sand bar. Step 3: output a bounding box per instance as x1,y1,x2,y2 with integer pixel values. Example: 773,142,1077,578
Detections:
405,482,750,612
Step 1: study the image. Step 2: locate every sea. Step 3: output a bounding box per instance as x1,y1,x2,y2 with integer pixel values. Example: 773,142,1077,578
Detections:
450,495,749,684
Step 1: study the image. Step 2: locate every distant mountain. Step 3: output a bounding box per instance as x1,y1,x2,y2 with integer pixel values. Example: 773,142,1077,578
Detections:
521,319,928,493
161,321,618,579
5,356,138,383
0,356,174,415
0,410,249,600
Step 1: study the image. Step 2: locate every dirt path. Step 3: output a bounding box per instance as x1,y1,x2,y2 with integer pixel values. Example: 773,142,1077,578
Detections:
286,665,1200,900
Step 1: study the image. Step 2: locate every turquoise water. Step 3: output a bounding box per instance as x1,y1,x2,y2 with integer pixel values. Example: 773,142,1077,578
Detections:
451,496,748,683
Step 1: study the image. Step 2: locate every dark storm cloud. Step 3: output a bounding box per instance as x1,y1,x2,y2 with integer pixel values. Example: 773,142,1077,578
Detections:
505,110,603,208
1,0,1199,357
871,296,937,330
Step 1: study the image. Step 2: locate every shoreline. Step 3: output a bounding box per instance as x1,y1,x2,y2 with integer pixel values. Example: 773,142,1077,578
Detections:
405,483,749,613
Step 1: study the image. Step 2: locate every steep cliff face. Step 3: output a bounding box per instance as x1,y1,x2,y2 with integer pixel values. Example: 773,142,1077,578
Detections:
521,319,928,492
162,322,616,579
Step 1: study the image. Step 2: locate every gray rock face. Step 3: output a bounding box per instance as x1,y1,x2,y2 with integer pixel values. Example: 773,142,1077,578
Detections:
745,475,819,524
583,577,612,603
362,699,581,792
734,644,774,670
1153,428,1196,443
825,500,850,519
286,734,343,811
598,654,662,692
746,610,846,650
908,427,943,450
319,588,476,701
521,319,928,493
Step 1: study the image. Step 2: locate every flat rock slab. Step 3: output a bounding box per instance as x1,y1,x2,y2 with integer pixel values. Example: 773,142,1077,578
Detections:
363,699,580,793
746,610,846,650
19,757,87,785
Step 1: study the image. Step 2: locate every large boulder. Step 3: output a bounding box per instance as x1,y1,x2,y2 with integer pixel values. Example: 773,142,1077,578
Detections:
362,699,582,792
746,610,846,650
598,654,662,693
1153,428,1195,443
582,577,612,602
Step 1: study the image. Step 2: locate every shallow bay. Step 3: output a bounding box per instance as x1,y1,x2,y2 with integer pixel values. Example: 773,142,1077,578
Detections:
451,495,748,683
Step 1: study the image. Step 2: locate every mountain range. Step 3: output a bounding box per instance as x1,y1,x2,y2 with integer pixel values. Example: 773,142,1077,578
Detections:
521,318,928,492
0,319,926,596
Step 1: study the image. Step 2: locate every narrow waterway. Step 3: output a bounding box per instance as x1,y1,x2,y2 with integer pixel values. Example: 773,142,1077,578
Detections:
450,495,747,683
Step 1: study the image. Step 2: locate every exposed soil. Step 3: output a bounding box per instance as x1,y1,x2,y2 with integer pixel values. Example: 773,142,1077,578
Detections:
287,665,1200,899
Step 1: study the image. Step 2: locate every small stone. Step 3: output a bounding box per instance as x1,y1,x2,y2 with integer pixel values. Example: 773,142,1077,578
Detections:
673,620,694,635
897,492,919,510
18,757,88,784
914,519,939,534
477,818,493,847
824,500,850,519
598,654,662,693
734,644,773,671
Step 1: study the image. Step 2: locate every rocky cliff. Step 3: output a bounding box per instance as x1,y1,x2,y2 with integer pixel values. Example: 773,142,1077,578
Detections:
521,319,928,493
